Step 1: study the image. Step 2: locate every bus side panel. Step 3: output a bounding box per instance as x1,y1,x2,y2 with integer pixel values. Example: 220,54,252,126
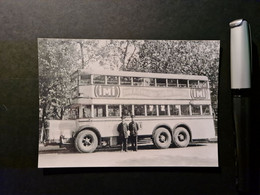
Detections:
137,118,215,140
78,120,121,137
78,85,95,98
186,118,216,140
48,120,77,143
77,117,216,143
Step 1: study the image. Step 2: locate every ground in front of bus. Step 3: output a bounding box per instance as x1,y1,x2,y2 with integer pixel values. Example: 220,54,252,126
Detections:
38,142,218,168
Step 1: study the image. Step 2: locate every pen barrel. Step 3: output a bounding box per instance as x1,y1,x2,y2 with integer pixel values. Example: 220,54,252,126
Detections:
232,91,251,192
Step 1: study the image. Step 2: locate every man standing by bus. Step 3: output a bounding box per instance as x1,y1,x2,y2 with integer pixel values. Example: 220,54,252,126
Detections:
117,116,129,152
129,115,139,151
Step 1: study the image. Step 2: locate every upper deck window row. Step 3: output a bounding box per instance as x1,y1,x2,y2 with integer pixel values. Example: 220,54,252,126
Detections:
78,74,208,88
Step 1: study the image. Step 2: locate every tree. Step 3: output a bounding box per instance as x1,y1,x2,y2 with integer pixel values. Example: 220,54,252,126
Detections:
38,39,79,121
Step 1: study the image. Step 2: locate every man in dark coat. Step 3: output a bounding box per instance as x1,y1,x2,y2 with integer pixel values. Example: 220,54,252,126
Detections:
117,116,129,152
129,115,139,151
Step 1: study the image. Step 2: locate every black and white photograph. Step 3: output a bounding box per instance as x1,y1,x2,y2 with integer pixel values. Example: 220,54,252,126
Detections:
38,39,220,168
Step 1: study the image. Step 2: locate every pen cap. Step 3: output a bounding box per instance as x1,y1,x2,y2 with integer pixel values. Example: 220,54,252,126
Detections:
230,19,251,89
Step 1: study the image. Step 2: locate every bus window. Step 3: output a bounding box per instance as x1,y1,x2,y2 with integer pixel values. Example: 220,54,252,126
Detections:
189,80,199,88
94,105,106,117
168,79,177,87
80,75,91,85
122,105,132,116
144,78,155,86
93,75,105,84
170,105,180,116
107,76,119,85
157,78,166,87
134,105,145,116
199,81,208,88
83,105,91,118
159,105,168,115
191,105,201,115
181,105,190,115
120,77,131,85
147,105,157,116
108,105,120,117
178,79,188,88
133,77,144,86
202,105,210,115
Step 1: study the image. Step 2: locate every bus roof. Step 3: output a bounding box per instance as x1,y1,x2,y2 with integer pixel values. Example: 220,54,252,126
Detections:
72,69,209,81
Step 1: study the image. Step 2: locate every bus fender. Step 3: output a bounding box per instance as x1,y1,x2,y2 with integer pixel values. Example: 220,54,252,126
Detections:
152,124,172,139
74,125,102,145
172,123,192,142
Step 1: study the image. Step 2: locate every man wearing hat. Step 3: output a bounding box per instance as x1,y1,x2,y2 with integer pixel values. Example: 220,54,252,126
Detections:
129,115,139,151
117,116,129,152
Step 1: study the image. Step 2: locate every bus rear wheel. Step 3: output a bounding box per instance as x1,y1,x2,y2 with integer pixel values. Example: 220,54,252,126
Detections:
172,127,190,148
75,130,98,153
153,128,172,149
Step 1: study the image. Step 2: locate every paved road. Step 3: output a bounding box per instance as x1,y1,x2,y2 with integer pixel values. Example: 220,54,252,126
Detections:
38,143,218,168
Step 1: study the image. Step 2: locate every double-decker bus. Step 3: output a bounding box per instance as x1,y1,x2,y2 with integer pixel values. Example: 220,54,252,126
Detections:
43,69,216,153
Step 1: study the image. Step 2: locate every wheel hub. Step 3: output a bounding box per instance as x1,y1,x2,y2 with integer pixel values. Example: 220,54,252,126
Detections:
178,134,185,141
82,136,92,146
159,134,166,142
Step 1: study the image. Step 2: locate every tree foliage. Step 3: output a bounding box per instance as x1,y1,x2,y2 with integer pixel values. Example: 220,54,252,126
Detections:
38,39,220,122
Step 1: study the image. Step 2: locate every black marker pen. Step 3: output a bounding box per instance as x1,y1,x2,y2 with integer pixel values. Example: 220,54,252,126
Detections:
230,19,251,193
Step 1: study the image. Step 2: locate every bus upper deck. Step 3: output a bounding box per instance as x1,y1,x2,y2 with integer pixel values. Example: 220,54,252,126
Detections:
71,69,211,101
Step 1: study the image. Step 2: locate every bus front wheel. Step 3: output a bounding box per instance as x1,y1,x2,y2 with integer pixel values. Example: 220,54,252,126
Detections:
75,130,98,153
172,127,190,148
153,128,172,149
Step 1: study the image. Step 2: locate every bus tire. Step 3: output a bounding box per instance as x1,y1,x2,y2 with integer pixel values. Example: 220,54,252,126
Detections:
172,127,190,148
75,130,98,153
153,128,172,149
